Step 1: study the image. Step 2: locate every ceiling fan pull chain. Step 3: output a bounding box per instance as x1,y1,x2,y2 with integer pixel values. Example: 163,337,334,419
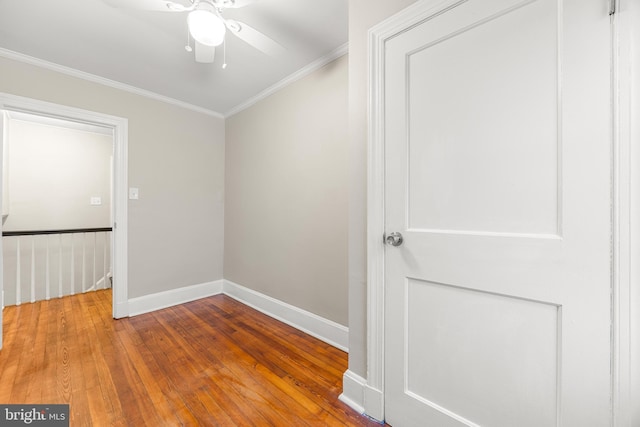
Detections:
222,37,227,69
185,25,193,52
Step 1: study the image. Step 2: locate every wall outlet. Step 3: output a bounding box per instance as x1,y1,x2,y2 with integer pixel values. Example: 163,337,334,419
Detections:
90,196,102,206
129,187,139,200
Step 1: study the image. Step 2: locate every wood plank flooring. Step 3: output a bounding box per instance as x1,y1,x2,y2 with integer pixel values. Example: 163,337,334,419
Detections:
0,290,381,426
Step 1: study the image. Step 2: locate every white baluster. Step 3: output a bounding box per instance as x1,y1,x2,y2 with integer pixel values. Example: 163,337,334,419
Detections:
70,234,75,295
92,232,97,292
30,236,35,303
103,232,108,289
16,237,21,306
46,235,50,301
82,233,87,293
58,234,63,298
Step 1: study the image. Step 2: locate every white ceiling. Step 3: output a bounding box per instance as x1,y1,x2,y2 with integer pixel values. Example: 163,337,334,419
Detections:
0,0,348,117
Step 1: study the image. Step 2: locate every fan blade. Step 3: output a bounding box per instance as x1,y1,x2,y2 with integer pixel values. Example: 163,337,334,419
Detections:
226,19,285,56
195,41,216,63
217,0,259,8
102,0,189,12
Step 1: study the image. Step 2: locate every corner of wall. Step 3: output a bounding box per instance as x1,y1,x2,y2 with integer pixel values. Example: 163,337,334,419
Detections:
222,279,349,351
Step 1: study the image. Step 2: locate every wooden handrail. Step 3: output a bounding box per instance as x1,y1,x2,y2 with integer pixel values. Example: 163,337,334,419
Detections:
2,227,112,237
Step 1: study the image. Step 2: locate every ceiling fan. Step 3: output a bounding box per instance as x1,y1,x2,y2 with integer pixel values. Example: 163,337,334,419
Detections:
103,0,285,65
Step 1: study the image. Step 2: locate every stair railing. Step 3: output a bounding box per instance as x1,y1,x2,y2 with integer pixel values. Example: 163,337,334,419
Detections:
2,227,112,306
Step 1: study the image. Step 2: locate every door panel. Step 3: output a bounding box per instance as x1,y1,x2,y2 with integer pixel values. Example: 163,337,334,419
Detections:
407,0,559,235
384,0,611,426
405,279,559,427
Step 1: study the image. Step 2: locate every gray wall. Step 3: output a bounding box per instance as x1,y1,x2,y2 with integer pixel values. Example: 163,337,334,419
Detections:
0,55,225,299
225,55,348,325
347,0,419,377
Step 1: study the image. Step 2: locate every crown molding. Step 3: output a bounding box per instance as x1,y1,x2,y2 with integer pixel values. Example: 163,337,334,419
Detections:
224,42,349,118
0,44,349,121
0,48,225,119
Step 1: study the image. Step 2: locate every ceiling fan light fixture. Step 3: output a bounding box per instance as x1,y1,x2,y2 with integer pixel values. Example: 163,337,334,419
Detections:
188,10,226,46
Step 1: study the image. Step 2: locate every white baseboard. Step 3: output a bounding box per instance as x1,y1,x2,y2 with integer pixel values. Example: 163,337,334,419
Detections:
95,272,112,290
339,370,385,423
128,280,224,316
339,370,367,414
114,300,129,319
223,279,349,352
125,279,348,352
364,384,385,422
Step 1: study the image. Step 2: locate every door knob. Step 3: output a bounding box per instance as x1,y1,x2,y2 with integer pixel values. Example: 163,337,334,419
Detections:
385,232,403,247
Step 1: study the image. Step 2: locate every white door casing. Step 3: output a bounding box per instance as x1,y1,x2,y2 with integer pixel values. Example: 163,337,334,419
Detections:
369,0,615,425
610,1,640,424
0,94,129,336
0,110,5,349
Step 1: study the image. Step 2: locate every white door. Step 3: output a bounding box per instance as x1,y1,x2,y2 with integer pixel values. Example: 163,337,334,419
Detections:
383,0,611,426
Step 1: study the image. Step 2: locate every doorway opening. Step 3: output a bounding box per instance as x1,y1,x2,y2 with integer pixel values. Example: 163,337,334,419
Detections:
2,111,114,307
0,93,128,349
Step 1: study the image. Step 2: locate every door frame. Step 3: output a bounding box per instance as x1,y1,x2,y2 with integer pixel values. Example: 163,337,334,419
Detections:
365,0,638,424
0,93,129,324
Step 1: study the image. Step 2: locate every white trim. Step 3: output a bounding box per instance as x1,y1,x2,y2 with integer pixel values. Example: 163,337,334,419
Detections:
338,369,385,423
0,44,350,121
339,370,367,415
0,92,129,319
6,110,112,136
94,272,113,291
223,279,349,351
364,385,385,423
128,280,224,317
613,1,639,426
224,43,349,118
111,110,128,319
126,279,349,353
366,11,388,416
0,48,224,119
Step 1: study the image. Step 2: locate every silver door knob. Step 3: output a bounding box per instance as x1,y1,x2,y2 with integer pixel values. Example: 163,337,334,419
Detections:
385,232,403,247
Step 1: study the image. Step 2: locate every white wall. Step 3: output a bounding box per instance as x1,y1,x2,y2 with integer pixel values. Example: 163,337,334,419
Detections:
224,55,349,325
3,117,112,231
0,55,225,300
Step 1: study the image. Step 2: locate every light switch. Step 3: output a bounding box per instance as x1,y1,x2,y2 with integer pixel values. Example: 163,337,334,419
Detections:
90,196,102,206
129,187,139,200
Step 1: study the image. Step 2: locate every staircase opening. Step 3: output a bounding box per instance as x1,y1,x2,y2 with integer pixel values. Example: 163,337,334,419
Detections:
2,111,113,306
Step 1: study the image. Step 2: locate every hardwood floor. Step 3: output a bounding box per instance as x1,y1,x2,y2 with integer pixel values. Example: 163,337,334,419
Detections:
0,290,381,426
